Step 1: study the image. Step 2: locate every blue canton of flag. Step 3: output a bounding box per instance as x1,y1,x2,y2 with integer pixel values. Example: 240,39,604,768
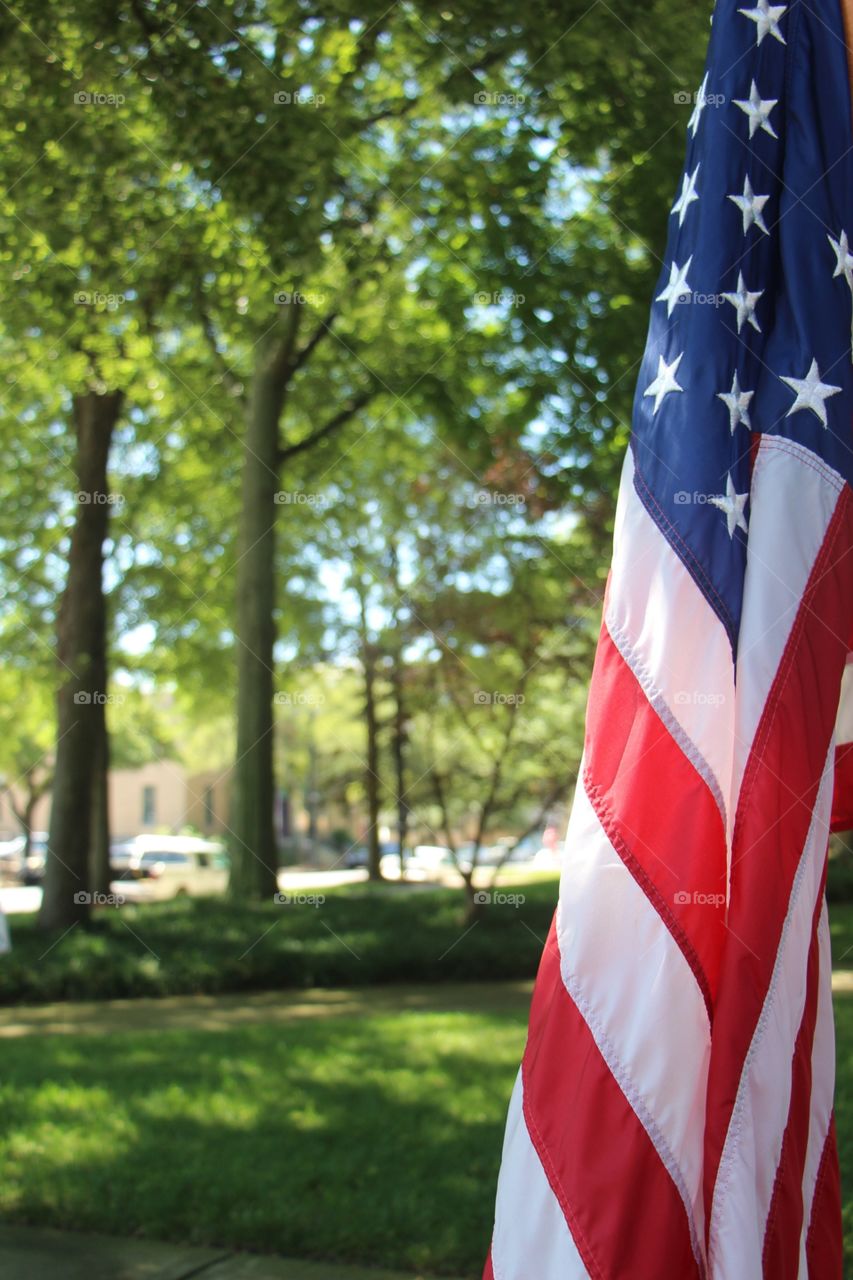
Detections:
632,0,853,655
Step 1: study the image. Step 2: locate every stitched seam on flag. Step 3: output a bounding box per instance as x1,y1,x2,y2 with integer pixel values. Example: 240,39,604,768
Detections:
733,490,848,844
552,898,707,1278
605,612,728,825
630,443,737,650
584,768,714,1019
798,905,833,1261
710,750,834,1267
520,1040,606,1280
760,856,827,1275
804,1116,837,1274
758,435,845,495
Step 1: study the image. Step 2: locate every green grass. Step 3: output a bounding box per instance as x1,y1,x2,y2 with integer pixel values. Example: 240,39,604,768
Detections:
0,879,559,1005
0,997,531,1278
2,890,853,1275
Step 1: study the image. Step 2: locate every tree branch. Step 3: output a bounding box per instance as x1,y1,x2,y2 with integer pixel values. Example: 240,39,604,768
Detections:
278,386,375,464
196,292,246,403
286,308,340,382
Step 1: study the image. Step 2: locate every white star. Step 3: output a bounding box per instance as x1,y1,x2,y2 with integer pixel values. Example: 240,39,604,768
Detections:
728,175,770,236
734,80,779,139
688,74,709,137
644,352,684,414
656,256,693,317
781,358,842,427
711,474,749,539
738,1,787,45
828,230,853,283
722,271,763,333
717,372,754,433
671,163,700,228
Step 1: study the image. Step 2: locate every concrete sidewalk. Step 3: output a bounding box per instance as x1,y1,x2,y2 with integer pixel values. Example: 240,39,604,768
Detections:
0,1225,464,1280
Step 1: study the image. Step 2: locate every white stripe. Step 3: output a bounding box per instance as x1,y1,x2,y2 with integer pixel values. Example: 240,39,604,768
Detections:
798,901,835,1278
556,777,710,1268
607,448,735,826
733,437,844,808
490,1069,590,1280
708,751,835,1278
834,657,853,745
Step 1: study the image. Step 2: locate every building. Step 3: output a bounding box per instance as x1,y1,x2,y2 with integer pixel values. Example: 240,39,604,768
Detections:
0,760,233,842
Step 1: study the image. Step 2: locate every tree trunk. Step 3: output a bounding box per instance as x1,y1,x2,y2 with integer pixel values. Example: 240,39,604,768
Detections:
357,589,382,882
386,543,410,875
231,355,287,901
19,793,35,860
89,711,111,896
390,646,408,876
39,389,122,931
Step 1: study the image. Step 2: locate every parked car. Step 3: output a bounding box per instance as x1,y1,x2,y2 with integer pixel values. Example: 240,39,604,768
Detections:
109,835,229,899
379,844,451,880
0,836,26,883
19,833,49,886
341,845,369,869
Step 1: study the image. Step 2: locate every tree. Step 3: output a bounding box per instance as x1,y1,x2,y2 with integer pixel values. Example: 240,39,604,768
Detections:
109,0,708,900
0,673,55,856
0,5,213,926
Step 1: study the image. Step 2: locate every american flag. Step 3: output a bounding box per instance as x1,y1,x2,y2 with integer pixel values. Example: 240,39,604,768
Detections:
484,2,853,1276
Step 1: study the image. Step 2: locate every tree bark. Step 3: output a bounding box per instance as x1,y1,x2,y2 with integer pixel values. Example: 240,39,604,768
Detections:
386,542,409,875
231,347,288,901
390,645,408,875
89,711,111,896
357,582,383,881
39,389,122,931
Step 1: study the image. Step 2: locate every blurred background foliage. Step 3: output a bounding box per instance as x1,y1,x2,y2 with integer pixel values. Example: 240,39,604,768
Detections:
0,0,711,924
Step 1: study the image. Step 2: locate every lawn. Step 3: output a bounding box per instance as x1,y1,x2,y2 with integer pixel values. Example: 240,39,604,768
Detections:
0,892,852,1276
0,995,531,1278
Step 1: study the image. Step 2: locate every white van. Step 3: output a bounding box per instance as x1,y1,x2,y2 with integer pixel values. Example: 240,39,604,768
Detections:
111,835,229,899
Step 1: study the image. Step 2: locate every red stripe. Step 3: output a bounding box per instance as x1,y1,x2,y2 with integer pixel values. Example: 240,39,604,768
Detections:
521,917,701,1280
481,1246,495,1280
831,740,853,832
703,488,853,1234
805,1117,842,1279
584,623,728,1013
761,870,826,1277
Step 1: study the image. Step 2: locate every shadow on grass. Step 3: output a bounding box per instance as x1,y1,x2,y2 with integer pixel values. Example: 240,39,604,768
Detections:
0,1009,528,1278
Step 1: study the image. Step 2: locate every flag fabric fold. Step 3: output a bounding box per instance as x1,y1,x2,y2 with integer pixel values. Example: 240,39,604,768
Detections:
485,2,853,1276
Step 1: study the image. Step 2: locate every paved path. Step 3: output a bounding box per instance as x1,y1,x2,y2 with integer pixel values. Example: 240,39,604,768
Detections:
0,1225,462,1280
0,981,534,1038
